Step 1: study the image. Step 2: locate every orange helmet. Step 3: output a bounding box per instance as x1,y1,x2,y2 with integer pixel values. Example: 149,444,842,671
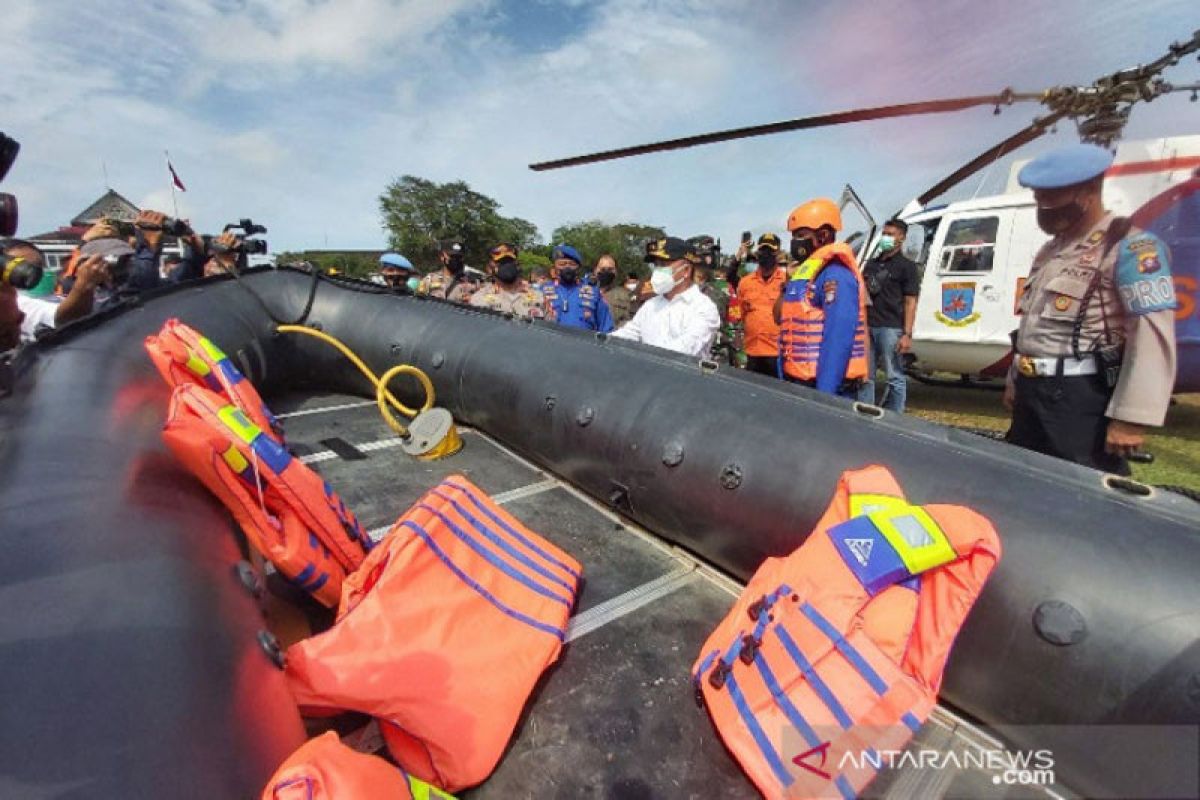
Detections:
787,198,842,233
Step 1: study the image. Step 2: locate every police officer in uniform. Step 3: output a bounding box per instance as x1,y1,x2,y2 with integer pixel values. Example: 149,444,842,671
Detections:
542,244,613,332
470,243,546,319
417,239,477,303
379,252,417,291
1007,143,1177,474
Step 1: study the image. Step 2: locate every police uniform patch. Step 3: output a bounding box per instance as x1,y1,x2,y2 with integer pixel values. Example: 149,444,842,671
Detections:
823,279,837,305
1053,295,1072,312
1126,236,1157,253
1085,230,1105,246
1116,231,1175,316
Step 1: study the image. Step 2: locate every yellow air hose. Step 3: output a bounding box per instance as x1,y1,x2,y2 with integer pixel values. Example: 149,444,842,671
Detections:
275,325,462,459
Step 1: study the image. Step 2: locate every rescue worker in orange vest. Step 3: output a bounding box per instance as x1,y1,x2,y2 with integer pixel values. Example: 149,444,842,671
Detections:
773,198,869,398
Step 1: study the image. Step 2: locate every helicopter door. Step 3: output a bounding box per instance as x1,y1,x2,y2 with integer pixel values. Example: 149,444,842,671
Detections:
926,212,1011,346
838,184,877,262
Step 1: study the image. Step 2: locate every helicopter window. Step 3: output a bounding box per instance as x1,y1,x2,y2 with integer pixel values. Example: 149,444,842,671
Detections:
939,216,999,274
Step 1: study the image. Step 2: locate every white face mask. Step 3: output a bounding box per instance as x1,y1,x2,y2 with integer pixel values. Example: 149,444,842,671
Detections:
650,265,677,296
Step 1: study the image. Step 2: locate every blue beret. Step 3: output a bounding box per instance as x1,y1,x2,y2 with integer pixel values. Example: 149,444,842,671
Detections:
1018,143,1114,190
552,245,582,265
379,252,412,269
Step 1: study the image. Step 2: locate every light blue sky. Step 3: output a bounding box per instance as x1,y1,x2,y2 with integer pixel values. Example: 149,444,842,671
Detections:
3,0,1197,256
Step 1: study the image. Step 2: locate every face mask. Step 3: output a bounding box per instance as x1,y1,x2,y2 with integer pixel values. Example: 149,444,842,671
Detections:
406,276,420,292
596,270,616,289
446,255,465,275
790,237,816,262
625,280,638,292
558,267,578,284
650,265,677,295
496,261,520,284
757,251,777,271
876,234,896,254
1036,200,1085,236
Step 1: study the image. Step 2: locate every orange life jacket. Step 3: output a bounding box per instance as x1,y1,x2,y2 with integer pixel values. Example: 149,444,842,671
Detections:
145,319,283,439
778,243,869,383
692,465,1001,800
161,384,370,607
285,475,582,792
54,248,82,297
262,731,457,800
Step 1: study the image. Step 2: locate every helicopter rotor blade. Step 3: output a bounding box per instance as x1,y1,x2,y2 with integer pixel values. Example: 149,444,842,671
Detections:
914,110,1068,206
529,92,1043,171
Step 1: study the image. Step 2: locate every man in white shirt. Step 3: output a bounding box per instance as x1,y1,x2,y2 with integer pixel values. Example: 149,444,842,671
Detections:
612,237,720,357
1,239,112,348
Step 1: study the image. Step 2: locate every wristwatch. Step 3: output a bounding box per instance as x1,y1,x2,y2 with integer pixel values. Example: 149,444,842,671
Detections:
902,330,913,337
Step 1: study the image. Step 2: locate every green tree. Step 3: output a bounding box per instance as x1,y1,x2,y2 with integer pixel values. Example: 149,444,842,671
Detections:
275,251,379,278
549,221,666,278
379,176,540,269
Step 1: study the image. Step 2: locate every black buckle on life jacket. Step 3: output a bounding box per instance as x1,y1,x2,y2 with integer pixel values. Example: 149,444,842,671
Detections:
739,635,760,665
708,660,730,691
747,595,767,622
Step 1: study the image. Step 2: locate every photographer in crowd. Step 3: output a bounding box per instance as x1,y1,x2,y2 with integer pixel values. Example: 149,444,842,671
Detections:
2,238,110,346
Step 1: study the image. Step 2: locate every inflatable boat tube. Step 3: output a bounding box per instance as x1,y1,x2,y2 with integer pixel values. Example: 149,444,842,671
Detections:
0,268,1196,797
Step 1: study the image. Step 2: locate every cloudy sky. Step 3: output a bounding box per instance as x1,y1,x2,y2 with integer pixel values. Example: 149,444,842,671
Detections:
3,0,1197,255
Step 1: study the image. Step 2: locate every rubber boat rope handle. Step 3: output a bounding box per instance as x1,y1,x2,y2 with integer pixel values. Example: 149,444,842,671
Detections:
275,325,435,438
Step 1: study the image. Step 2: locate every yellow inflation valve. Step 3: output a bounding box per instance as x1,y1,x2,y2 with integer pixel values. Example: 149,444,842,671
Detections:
275,325,462,460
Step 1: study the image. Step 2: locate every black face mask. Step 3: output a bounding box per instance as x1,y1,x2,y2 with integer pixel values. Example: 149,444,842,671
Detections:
1036,201,1086,236
496,261,520,284
790,237,816,262
558,267,578,285
596,270,616,288
446,255,465,275
757,251,777,271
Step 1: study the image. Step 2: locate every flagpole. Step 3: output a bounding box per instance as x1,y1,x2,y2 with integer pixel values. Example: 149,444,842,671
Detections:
164,150,180,219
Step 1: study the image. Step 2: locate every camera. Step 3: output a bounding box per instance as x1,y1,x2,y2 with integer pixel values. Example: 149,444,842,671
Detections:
0,252,43,290
1,132,20,237
222,218,269,255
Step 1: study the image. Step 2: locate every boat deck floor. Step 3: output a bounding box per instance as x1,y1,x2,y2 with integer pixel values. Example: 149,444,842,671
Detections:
274,393,1067,800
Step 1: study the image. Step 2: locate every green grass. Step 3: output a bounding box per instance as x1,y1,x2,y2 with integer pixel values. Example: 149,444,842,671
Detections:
904,380,1200,492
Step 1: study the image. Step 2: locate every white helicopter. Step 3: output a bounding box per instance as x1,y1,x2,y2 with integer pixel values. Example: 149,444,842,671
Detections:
530,31,1200,392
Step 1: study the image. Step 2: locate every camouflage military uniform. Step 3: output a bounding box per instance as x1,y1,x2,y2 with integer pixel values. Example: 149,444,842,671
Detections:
702,277,742,366
601,285,635,329
416,270,477,304
469,282,547,319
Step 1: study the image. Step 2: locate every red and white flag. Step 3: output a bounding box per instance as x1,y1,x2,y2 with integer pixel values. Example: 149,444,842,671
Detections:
168,159,186,192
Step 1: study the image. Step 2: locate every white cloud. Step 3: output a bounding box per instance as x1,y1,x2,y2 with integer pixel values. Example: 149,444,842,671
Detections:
5,0,1198,255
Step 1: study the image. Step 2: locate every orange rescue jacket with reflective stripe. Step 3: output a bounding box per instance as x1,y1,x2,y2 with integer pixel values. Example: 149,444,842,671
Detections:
262,731,458,800
161,384,370,607
285,475,582,793
779,243,869,383
145,319,282,439
692,465,1000,800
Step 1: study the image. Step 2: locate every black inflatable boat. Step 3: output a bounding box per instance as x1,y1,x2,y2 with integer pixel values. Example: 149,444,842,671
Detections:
1,268,1197,798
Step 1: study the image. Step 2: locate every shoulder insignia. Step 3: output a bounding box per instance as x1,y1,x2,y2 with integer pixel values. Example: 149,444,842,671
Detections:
1125,236,1158,254
823,278,837,305
1086,229,1105,246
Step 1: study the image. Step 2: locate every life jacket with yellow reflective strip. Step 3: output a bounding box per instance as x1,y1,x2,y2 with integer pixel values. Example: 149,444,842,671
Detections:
161,384,370,607
262,731,457,800
778,243,869,383
692,465,1001,800
285,475,582,793
145,319,282,439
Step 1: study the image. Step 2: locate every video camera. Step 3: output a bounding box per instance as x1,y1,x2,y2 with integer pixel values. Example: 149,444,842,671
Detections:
0,131,44,291
221,218,269,255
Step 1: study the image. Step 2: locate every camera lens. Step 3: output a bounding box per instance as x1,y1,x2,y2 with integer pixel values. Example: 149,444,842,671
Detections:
1,254,43,290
